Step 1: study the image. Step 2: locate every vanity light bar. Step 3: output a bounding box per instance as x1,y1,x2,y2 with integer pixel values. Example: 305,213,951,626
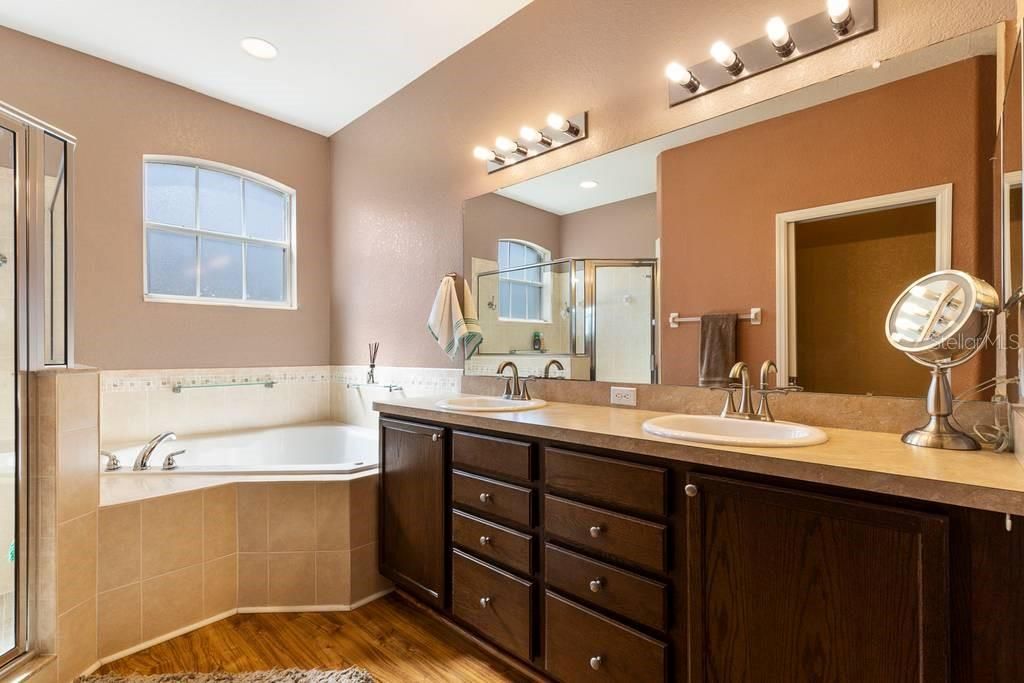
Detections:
472,111,588,174
665,0,875,107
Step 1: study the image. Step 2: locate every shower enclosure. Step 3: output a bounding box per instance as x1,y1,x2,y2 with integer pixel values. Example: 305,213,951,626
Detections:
0,102,74,668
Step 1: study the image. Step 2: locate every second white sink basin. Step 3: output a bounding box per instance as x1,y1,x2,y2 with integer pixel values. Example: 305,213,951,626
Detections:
643,414,828,447
436,396,547,412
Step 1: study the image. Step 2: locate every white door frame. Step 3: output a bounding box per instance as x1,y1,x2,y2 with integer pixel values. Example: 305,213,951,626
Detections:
775,183,953,386
1002,170,1022,302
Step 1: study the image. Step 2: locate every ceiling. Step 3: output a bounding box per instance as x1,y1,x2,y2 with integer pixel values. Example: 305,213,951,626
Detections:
498,28,996,216
0,0,533,136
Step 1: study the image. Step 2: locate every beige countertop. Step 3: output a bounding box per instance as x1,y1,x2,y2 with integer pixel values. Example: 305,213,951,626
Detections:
373,395,1024,516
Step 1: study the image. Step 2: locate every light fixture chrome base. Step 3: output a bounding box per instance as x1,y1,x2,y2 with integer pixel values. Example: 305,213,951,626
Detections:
902,366,980,451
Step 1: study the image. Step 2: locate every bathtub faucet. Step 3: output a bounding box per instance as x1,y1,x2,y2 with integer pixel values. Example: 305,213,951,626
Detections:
134,432,177,471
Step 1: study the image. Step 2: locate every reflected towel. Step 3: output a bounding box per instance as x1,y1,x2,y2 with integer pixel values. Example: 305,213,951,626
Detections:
699,313,737,387
427,276,484,360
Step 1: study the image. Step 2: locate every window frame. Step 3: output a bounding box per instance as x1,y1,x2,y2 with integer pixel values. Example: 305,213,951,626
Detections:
497,238,551,323
142,155,298,310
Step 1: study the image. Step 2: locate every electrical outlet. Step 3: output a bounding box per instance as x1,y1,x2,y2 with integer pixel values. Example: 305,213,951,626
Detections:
610,386,637,407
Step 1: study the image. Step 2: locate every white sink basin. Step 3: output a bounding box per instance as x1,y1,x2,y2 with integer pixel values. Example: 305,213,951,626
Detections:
642,414,828,447
436,396,547,412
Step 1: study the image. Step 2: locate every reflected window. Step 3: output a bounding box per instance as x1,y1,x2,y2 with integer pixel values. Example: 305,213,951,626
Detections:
497,239,549,322
143,158,295,307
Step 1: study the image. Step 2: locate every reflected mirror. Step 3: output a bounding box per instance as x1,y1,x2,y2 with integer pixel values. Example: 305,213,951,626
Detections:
464,26,1009,398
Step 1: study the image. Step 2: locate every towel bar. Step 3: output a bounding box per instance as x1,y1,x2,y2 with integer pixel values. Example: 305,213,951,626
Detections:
668,308,762,328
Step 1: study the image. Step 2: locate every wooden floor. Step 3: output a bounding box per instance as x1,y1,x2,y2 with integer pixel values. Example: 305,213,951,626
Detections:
97,594,531,682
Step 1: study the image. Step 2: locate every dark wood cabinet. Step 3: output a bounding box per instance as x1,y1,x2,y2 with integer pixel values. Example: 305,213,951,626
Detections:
379,418,447,608
685,473,950,683
379,413,1021,682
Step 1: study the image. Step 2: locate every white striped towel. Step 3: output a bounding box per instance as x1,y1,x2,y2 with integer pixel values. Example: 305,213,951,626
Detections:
427,276,484,360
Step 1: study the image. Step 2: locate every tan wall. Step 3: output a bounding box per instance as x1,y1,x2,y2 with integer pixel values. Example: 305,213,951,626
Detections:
559,193,658,259
329,0,1014,368
0,27,331,370
658,58,996,388
462,193,561,278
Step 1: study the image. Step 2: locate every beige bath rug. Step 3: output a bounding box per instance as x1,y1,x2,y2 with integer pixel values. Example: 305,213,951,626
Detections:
79,668,375,683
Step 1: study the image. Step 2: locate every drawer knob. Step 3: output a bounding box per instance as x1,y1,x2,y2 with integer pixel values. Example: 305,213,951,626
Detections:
685,483,699,498
479,596,491,609
589,525,604,538
589,578,604,593
431,433,439,442
589,656,603,671
479,535,491,546
479,492,492,504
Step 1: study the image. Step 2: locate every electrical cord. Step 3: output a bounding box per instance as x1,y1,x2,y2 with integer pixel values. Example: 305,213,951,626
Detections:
950,376,1019,452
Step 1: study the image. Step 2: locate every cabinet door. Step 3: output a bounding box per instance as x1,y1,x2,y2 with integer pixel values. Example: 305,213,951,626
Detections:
686,474,949,683
380,418,446,608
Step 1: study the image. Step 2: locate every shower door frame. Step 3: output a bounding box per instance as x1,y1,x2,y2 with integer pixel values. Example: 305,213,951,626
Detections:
0,108,31,671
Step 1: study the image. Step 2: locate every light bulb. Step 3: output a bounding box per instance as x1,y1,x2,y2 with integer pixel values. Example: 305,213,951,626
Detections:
710,41,737,67
664,62,690,82
495,136,517,152
546,112,581,137
765,18,789,46
547,113,567,131
827,0,851,23
520,126,553,148
473,146,494,161
710,41,744,76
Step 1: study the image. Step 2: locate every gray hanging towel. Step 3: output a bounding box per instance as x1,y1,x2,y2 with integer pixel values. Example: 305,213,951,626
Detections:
699,313,738,387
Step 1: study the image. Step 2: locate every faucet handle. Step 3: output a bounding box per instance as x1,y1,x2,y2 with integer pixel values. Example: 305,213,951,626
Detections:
709,385,737,416
495,375,513,398
162,449,185,471
100,450,122,472
520,377,535,401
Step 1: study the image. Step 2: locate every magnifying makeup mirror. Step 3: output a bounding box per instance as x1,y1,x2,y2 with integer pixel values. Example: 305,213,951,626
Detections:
885,270,1000,450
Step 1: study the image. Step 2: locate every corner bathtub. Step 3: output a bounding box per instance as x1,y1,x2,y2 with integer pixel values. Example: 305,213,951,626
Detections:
101,423,379,506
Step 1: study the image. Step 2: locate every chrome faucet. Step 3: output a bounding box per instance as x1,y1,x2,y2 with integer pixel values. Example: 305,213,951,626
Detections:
756,360,779,421
543,359,564,379
134,432,177,471
728,362,755,417
496,361,532,400
712,359,802,422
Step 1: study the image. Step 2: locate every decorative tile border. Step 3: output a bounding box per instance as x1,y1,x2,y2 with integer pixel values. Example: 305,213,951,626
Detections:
101,366,333,393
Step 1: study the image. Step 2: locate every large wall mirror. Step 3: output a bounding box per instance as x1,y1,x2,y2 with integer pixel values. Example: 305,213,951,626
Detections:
464,25,1020,399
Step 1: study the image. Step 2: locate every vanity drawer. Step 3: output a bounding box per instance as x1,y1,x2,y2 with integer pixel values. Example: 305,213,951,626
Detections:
545,591,666,683
453,431,533,482
545,543,668,631
544,495,667,572
452,549,534,662
545,448,668,517
453,470,533,527
452,510,533,575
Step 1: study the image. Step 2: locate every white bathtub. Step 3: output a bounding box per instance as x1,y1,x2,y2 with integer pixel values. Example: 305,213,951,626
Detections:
101,423,378,506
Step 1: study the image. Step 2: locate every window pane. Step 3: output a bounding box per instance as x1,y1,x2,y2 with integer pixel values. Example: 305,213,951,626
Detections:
510,282,527,319
528,285,542,320
145,163,195,227
499,280,511,317
147,229,196,296
498,240,510,271
198,169,242,234
199,238,243,299
244,180,286,241
246,244,286,302
509,241,525,268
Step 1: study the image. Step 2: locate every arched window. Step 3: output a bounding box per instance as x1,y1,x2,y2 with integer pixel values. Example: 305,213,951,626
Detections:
497,239,550,321
143,156,296,308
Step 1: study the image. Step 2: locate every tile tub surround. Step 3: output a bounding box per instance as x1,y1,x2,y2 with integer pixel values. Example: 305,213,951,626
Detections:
93,477,389,665
101,365,461,444
376,395,1024,516
461,375,1000,437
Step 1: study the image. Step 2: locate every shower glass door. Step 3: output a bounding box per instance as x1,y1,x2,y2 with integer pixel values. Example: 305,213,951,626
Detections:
0,119,22,664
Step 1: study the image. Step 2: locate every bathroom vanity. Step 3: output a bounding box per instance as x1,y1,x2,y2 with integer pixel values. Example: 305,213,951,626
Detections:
375,396,1024,683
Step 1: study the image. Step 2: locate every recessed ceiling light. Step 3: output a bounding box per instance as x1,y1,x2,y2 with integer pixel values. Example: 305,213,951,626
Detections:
580,180,598,189
240,37,278,60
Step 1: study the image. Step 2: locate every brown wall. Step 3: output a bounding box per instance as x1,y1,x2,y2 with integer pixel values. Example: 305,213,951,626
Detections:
462,193,561,277
659,57,996,388
560,193,658,259
794,204,935,397
328,0,1013,368
0,27,331,370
